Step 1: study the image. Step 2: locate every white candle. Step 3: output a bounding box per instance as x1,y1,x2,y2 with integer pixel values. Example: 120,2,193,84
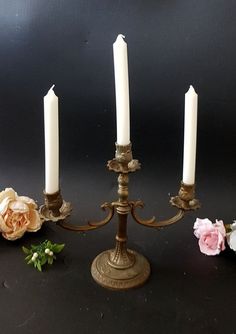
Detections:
113,34,130,145
182,85,198,185
44,85,59,194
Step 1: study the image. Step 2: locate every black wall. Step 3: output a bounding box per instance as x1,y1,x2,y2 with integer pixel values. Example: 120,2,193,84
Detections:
0,2,236,333
1,0,236,166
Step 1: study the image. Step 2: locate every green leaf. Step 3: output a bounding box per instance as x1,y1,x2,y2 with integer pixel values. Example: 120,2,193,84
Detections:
25,255,32,261
36,262,42,272
46,240,51,248
22,246,30,254
52,244,65,253
23,239,65,272
31,246,39,253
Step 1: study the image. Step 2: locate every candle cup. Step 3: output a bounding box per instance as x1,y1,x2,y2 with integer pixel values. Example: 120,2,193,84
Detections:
107,143,141,173
39,190,72,222
115,142,133,163
170,181,200,211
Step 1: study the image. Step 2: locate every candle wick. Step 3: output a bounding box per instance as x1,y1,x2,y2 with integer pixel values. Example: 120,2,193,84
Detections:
117,34,126,40
49,84,55,92
188,85,196,94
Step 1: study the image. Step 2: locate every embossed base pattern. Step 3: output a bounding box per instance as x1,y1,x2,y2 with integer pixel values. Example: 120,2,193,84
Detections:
91,249,151,290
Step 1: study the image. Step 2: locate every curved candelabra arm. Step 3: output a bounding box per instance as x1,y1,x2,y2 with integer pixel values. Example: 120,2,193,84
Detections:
88,202,115,227
130,200,185,228
129,201,156,225
57,202,114,232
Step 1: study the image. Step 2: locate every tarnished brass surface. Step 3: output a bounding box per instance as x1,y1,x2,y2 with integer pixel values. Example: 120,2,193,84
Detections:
90,143,200,289
107,143,141,173
91,249,150,290
57,202,114,231
91,144,152,290
170,182,201,210
115,142,133,163
130,200,185,228
107,158,140,173
49,142,200,290
39,190,72,222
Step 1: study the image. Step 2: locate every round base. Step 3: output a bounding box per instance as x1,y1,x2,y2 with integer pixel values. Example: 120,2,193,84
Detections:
91,249,151,290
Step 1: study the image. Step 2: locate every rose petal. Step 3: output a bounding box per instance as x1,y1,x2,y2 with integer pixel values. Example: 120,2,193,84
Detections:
227,230,236,251
27,210,42,232
9,200,29,213
194,218,213,229
17,196,37,210
0,214,12,233
231,222,236,232
193,218,214,238
0,188,17,203
198,230,225,256
215,220,226,237
2,226,27,241
0,197,13,215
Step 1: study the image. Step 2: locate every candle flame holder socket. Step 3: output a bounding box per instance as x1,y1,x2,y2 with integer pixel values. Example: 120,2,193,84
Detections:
50,143,200,290
39,190,72,222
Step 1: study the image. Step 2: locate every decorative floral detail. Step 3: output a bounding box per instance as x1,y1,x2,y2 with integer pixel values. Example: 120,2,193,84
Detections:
107,158,141,173
193,218,226,256
0,188,42,240
23,240,65,271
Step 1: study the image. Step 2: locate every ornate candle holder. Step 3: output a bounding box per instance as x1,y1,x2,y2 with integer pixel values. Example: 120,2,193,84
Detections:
43,143,200,290
39,190,72,222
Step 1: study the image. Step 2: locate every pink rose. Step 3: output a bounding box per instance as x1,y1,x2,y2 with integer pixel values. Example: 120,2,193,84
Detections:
0,188,43,241
193,218,226,256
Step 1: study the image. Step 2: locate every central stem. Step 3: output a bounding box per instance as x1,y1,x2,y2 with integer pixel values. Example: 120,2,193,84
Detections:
108,173,135,269
91,143,151,290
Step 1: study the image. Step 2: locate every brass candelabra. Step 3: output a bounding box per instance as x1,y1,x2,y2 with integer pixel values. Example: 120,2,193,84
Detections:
40,143,200,290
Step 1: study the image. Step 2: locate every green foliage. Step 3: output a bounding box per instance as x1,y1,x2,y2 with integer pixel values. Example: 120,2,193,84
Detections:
22,240,65,272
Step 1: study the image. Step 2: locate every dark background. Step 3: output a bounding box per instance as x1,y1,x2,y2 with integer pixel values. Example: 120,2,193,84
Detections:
0,0,236,333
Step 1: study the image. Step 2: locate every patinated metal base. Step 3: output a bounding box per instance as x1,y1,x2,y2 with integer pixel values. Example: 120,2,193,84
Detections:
39,190,72,222
91,249,150,290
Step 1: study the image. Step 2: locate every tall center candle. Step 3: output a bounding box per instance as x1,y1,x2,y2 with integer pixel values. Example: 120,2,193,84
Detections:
182,85,198,185
113,34,130,145
44,85,59,194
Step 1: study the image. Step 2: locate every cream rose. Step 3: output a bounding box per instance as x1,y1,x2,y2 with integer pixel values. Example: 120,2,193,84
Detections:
0,188,42,240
